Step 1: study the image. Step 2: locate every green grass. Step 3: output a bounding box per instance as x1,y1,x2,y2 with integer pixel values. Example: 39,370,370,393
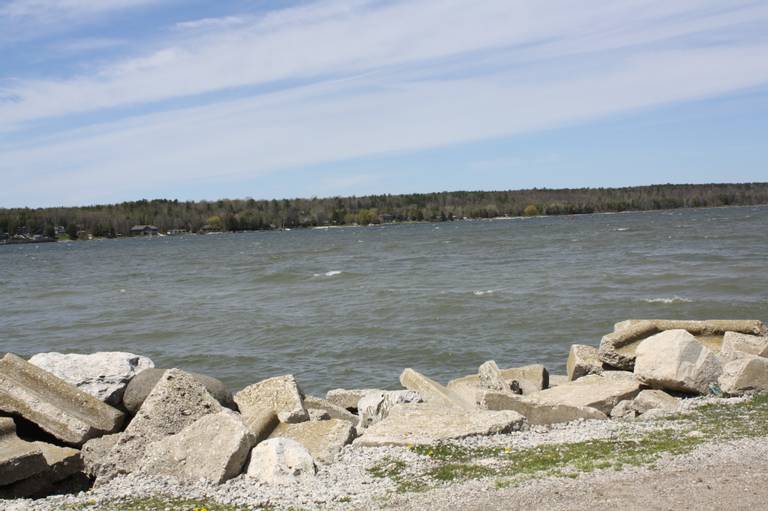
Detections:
63,496,263,511
374,393,768,492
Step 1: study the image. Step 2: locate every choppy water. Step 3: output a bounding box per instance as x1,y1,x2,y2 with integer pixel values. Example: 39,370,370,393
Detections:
1,206,767,395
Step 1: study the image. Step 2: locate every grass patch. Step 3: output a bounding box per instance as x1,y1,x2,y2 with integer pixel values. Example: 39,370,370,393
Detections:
367,456,429,493
64,496,260,511
375,393,768,493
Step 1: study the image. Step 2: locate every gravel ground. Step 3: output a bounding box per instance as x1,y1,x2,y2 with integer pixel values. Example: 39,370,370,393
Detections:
3,396,753,511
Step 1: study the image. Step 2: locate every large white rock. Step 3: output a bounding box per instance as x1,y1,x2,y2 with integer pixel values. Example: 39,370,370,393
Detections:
354,404,525,446
234,375,308,424
28,352,153,405
325,388,383,411
401,368,474,410
720,332,768,361
96,369,222,483
567,345,603,381
141,410,253,484
302,395,357,424
718,356,768,396
632,389,680,414
634,330,723,394
269,418,355,464
357,390,422,429
246,438,316,485
478,391,607,425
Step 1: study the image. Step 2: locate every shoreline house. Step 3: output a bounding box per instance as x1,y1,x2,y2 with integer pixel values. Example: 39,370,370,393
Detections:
129,225,160,237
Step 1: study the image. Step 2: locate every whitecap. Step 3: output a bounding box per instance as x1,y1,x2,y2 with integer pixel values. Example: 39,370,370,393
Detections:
613,227,629,232
315,270,343,278
644,296,692,304
473,290,495,296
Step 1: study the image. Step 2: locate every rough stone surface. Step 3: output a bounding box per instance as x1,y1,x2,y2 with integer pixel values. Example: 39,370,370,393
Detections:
141,410,253,484
269,418,355,464
447,364,548,401
302,395,357,424
97,369,222,483
548,375,569,388
603,319,767,370
0,353,124,446
720,332,768,361
609,400,638,419
81,433,119,478
246,438,316,485
234,375,308,424
354,404,525,446
632,389,680,414
28,352,153,405
634,330,723,394
526,372,642,415
243,411,279,444
478,361,507,391
0,417,48,486
567,344,603,381
479,391,607,425
325,388,382,411
357,390,422,429
401,368,474,410
0,441,82,499
718,356,768,396
307,408,330,421
122,368,234,415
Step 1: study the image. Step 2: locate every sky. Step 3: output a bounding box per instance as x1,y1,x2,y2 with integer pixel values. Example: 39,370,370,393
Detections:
1,0,767,208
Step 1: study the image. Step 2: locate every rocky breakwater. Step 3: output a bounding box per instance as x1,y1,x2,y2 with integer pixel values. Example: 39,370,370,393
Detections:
2,317,768,504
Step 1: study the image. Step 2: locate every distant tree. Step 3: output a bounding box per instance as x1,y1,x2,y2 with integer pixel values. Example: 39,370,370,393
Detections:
65,223,79,240
523,204,540,216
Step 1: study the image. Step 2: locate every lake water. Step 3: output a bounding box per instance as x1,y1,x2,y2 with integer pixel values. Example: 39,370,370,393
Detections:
1,206,767,395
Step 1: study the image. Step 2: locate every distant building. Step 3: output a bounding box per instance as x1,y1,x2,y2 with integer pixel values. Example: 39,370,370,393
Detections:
129,225,160,236
54,226,65,235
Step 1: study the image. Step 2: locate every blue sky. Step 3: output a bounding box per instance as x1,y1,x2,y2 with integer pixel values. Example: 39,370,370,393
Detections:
1,0,767,208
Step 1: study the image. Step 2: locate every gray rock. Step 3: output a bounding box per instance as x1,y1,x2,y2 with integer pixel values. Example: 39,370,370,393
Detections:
638,408,673,420
81,433,119,478
634,330,723,394
234,374,308,424
0,353,124,446
141,410,253,484
325,388,382,411
354,404,525,446
478,391,607,425
632,389,680,414
547,375,569,388
0,440,82,499
357,390,422,429
246,438,317,485
28,352,153,405
447,364,548,402
269,418,355,464
0,417,48,486
122,368,234,415
303,395,357,424
525,371,641,415
243,411,280,444
478,360,507,391
97,368,222,483
567,344,603,381
307,408,331,421
609,400,638,419
718,356,768,396
401,368,474,410
720,332,768,361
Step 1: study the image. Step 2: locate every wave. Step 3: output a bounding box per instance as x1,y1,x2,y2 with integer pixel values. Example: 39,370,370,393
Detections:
613,227,630,232
473,289,495,296
643,296,692,304
314,270,343,277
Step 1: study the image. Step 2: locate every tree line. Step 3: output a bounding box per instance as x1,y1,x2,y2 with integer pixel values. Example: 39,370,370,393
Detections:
1,182,767,238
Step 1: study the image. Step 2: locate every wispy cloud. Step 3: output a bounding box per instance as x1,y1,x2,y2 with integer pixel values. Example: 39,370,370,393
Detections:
1,0,768,206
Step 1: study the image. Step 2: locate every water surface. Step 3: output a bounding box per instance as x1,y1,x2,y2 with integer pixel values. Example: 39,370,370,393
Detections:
2,206,766,395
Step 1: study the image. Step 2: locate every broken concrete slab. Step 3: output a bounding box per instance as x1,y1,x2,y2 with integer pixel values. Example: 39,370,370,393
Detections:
246,438,316,485
122,368,234,415
303,395,357,424
28,352,153,406
632,389,680,414
478,361,507,391
0,353,124,446
141,410,253,484
567,344,603,381
325,388,382,412
447,364,548,401
718,356,768,396
81,433,119,479
354,404,525,447
548,375,569,388
525,372,641,415
0,417,48,486
243,410,280,444
401,368,474,410
97,368,222,483
602,320,767,370
634,330,723,395
478,391,607,425
720,332,768,361
269,418,355,464
0,441,82,499
234,374,308,424
609,400,638,420
357,390,422,429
